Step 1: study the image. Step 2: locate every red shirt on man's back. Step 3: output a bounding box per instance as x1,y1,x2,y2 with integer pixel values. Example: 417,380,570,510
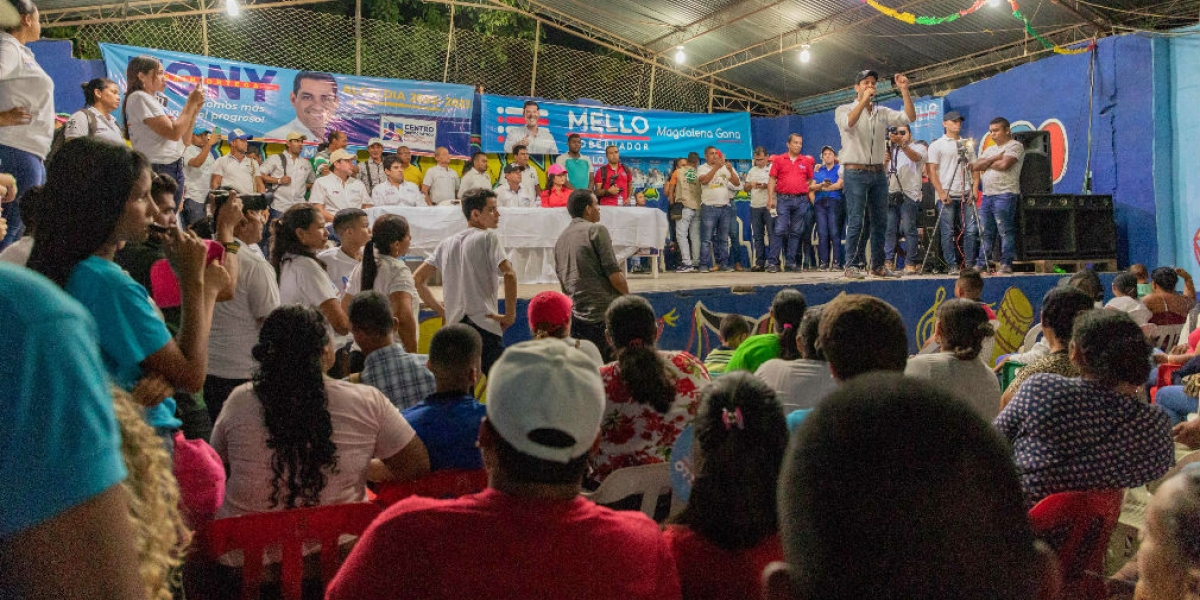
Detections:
769,153,815,196
327,488,682,600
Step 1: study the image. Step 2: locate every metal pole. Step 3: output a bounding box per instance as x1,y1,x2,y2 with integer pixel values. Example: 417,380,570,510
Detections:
647,62,656,109
707,81,714,113
354,0,362,75
199,0,209,55
530,20,541,96
443,2,455,83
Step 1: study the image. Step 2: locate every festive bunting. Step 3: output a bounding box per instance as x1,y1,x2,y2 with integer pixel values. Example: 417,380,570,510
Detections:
858,0,1095,55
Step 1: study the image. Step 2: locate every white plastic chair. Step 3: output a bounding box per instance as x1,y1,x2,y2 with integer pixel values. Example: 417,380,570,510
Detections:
1152,324,1184,352
1021,323,1043,353
583,462,672,521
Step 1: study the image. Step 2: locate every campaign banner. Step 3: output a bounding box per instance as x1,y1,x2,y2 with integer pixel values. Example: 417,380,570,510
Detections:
480,95,754,159
909,96,944,146
100,44,474,157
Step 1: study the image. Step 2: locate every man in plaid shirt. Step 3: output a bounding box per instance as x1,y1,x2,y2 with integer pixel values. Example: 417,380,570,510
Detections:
350,291,435,409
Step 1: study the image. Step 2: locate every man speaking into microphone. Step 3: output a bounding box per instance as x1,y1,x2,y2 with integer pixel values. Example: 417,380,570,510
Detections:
834,69,916,279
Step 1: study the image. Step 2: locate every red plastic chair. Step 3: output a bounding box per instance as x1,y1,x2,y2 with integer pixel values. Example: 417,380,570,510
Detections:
1150,363,1181,404
193,502,381,600
1028,489,1125,600
372,468,488,508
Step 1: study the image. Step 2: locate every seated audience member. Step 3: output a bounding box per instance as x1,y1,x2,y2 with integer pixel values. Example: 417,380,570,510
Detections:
310,148,370,222
0,184,40,266
1000,286,1094,408
495,163,536,208
1106,271,1152,327
905,299,1001,420
344,214,419,353
327,339,681,599
318,208,370,295
704,314,751,375
1144,266,1196,325
401,324,486,472
371,155,426,207
763,373,1058,600
816,294,909,382
211,305,430,518
271,204,350,341
1133,464,1200,600
921,269,998,360
540,164,571,208
756,307,836,417
527,290,604,367
0,263,146,600
29,137,227,452
591,295,709,486
350,291,435,411
726,289,808,373
994,309,1174,507
205,197,279,423
1066,269,1105,307
1132,263,1151,295
1151,380,1198,425
666,373,787,600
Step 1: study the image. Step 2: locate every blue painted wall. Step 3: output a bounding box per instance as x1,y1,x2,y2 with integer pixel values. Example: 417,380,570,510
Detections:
1159,27,1200,273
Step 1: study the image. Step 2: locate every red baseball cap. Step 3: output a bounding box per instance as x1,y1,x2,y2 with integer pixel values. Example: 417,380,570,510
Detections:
528,291,573,330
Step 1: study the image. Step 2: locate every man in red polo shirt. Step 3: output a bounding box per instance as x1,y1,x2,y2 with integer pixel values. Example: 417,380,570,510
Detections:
766,133,815,273
594,145,633,207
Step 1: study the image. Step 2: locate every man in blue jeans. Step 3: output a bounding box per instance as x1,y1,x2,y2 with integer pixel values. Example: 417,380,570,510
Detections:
697,146,742,272
766,133,814,273
927,111,981,275
971,117,1025,275
834,69,916,279
883,127,926,274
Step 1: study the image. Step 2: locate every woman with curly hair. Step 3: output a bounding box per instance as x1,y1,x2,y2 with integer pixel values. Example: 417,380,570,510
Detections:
589,295,709,486
666,373,787,600
211,305,429,517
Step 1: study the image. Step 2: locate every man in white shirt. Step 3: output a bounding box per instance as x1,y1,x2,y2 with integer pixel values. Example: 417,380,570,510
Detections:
414,188,518,376
697,146,741,272
503,100,559,155
834,69,915,279
358,137,387,195
883,126,927,275
210,129,264,196
512,145,540,197
264,71,339,143
495,163,536,208
743,147,772,272
926,111,980,276
259,131,313,214
372,155,426,207
421,146,460,206
319,207,371,296
555,133,593,192
181,129,218,228
459,151,493,198
310,148,370,222
970,116,1025,275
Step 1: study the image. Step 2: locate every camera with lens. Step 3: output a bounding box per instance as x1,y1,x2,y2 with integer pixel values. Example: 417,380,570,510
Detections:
887,126,899,136
955,138,974,162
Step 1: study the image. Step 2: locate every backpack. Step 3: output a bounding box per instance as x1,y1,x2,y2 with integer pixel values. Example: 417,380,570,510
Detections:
46,109,98,166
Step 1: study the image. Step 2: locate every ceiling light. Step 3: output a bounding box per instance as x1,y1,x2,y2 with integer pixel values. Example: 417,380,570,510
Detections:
674,46,685,65
989,0,1002,7
799,44,811,63
226,0,239,16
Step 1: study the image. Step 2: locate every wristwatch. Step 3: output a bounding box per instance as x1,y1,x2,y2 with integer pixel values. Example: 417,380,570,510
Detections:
222,240,241,255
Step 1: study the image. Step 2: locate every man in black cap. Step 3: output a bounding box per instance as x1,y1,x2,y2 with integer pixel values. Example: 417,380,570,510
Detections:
926,110,980,275
834,69,915,280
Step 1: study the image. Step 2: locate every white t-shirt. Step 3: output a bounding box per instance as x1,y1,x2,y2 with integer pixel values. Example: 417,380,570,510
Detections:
211,154,260,195
887,143,928,201
310,174,369,212
422,165,460,205
495,183,537,208
211,378,417,518
125,90,183,164
979,139,1025,196
317,247,360,295
426,227,508,337
745,166,770,208
834,103,910,166
1106,296,1153,327
372,180,426,207
279,253,340,340
64,106,125,146
520,167,540,197
754,358,838,414
459,169,493,198
560,336,604,368
504,126,559,155
697,163,739,207
904,352,1002,421
182,144,217,202
346,254,420,344
207,237,280,379
926,135,972,196
261,151,313,210
0,32,54,158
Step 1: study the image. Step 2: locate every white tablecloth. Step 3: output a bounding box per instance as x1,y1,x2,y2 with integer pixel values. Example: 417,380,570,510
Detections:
366,206,669,284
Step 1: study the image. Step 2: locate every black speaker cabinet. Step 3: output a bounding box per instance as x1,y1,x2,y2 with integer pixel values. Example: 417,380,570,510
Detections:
1017,194,1115,261
1013,131,1052,196
1075,194,1117,259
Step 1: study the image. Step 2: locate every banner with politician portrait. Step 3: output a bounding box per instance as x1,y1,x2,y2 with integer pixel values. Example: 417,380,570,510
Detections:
100,44,474,157
480,95,754,159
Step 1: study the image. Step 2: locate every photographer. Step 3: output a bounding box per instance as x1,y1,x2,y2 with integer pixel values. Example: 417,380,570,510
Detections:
971,117,1024,275
926,111,979,275
883,126,926,274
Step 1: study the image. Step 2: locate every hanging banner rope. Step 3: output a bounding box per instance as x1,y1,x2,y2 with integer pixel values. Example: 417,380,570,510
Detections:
858,0,1095,55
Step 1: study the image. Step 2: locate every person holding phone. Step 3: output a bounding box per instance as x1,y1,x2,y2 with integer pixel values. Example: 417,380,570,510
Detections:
123,55,206,211
697,146,741,272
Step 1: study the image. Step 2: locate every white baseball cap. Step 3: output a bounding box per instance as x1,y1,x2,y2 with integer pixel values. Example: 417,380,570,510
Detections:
486,339,605,464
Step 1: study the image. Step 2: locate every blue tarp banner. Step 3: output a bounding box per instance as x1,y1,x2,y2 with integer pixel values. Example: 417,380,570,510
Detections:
909,97,944,147
100,44,475,157
479,95,754,159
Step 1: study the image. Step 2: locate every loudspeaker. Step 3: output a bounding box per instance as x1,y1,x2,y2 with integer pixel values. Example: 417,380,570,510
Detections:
1018,194,1075,259
1013,131,1052,196
1075,195,1116,259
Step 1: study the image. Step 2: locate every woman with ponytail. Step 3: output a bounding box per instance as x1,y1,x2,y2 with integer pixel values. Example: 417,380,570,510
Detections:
724,288,808,373
273,204,351,342
123,55,206,209
64,77,124,145
211,304,429,517
589,295,709,486
905,298,1001,419
666,373,787,600
343,214,418,352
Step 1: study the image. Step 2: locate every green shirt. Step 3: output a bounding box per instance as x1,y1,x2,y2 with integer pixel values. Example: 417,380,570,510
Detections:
724,333,781,374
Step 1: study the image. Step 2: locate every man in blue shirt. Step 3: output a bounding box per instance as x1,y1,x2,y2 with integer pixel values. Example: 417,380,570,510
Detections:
402,324,487,472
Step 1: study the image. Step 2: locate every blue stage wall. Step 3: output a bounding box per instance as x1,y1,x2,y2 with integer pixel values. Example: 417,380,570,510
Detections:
1156,26,1200,274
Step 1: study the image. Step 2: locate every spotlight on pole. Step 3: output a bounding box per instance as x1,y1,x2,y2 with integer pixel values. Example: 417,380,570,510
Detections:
674,46,685,65
226,0,240,16
799,44,811,63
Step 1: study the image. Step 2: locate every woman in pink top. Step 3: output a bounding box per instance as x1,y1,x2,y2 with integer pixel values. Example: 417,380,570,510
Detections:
665,372,787,600
540,164,572,208
590,295,708,486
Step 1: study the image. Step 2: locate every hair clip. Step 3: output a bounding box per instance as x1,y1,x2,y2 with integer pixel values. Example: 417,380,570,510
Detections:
782,323,794,330
722,407,745,431
627,338,645,349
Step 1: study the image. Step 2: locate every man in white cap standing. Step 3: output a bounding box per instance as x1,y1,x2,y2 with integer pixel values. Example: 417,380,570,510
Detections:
327,339,681,600
260,131,313,216
357,137,387,196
